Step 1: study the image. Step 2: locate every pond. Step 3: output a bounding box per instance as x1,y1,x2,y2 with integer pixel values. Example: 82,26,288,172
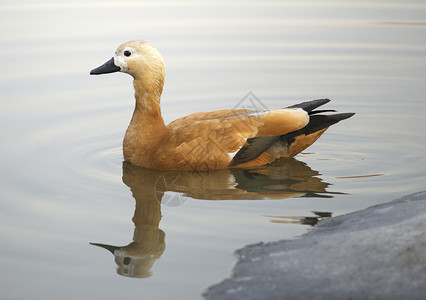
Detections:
1,1,425,299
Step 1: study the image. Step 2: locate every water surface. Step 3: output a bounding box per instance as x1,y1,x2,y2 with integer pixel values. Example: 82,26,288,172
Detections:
1,1,426,299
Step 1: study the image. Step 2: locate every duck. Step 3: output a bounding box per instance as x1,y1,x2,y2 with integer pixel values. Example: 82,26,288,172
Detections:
90,40,354,170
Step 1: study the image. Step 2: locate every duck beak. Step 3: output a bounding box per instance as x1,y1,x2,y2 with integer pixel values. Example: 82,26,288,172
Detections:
90,242,120,254
90,57,121,75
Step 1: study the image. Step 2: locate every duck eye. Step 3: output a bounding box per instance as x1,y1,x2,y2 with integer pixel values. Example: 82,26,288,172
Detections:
124,50,131,57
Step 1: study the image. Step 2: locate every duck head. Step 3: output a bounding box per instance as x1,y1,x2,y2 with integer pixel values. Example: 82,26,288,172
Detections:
90,40,166,96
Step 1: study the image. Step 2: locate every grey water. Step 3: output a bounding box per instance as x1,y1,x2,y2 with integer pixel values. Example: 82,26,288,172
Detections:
1,1,426,299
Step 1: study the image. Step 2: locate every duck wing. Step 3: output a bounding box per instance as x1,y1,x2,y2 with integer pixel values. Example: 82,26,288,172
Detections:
164,107,308,169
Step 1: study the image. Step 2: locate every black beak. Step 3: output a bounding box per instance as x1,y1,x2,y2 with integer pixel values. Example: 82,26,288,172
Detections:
90,57,121,75
90,242,121,254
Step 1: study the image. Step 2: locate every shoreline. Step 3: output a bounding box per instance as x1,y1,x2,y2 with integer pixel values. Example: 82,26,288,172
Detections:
204,191,426,300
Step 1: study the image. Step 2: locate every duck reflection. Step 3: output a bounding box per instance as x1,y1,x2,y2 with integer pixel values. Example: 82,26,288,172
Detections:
91,158,339,278
266,211,333,226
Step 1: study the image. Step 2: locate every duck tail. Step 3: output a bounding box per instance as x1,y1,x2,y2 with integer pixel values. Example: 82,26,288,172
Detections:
230,100,355,166
295,112,355,136
278,111,355,159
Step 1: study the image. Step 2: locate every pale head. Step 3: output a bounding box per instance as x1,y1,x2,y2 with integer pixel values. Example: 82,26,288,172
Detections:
91,40,166,95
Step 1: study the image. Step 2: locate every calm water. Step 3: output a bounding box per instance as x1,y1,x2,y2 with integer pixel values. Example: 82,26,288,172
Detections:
1,1,426,299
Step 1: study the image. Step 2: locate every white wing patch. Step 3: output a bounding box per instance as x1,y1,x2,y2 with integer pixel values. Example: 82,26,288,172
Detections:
228,150,239,160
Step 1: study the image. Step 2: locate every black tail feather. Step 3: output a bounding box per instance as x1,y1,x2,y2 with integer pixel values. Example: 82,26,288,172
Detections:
293,112,355,136
281,112,355,147
286,99,331,113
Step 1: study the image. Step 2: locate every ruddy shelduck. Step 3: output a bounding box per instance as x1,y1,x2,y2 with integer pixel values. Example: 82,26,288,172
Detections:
90,40,354,170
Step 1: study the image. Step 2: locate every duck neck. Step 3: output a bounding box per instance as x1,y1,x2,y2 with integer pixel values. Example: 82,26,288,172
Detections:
124,79,167,161
133,78,162,114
